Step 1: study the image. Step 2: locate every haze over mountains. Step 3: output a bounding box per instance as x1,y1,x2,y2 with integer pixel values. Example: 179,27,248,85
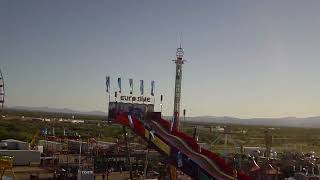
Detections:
184,116,320,128
8,106,320,128
10,106,107,116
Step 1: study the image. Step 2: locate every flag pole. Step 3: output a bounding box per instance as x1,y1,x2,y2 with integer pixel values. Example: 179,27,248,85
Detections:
151,80,155,113
107,91,110,121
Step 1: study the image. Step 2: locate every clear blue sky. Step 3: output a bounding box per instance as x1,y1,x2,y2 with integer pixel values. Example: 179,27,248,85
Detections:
1,0,320,118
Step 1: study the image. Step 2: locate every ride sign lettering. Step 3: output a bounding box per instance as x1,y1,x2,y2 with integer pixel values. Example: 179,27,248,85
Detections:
120,95,151,103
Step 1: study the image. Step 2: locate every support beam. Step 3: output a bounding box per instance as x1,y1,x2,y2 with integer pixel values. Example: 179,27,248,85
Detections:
143,148,149,179
123,126,133,179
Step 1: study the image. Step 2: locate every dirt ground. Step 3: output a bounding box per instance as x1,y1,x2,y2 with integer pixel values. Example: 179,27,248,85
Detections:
95,172,130,180
2,168,146,180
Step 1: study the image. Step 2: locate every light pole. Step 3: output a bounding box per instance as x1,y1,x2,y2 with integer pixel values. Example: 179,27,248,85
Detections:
160,95,163,117
78,135,82,180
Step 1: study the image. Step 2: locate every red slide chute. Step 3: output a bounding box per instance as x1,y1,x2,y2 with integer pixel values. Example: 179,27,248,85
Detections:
114,113,251,180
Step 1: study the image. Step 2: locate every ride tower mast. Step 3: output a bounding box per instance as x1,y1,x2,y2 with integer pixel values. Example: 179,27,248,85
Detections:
172,44,186,130
0,68,4,111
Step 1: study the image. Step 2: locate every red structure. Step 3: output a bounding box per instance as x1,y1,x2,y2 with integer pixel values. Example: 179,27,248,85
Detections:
113,112,251,180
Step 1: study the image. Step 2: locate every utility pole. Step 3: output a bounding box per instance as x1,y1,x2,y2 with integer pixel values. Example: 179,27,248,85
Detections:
143,148,149,179
160,95,163,117
265,130,272,159
78,135,82,180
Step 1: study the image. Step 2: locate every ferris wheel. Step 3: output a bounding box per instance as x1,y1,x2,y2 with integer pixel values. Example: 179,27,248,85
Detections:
0,68,4,110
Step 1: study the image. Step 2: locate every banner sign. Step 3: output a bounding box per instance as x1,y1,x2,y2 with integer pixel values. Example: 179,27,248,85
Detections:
120,95,151,103
108,101,154,120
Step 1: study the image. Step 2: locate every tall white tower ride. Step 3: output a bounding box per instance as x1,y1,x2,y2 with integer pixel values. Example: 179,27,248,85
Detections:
172,45,186,130
0,68,5,110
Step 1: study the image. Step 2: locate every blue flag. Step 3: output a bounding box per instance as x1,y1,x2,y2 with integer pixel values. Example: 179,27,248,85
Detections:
106,76,110,93
129,79,133,94
140,80,144,95
151,80,155,96
118,77,121,93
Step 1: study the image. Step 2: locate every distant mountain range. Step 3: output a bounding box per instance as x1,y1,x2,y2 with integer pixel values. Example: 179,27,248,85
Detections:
9,106,107,116
7,106,320,128
184,116,320,128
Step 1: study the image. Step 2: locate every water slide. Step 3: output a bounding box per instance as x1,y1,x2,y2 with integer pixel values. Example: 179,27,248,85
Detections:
114,112,251,180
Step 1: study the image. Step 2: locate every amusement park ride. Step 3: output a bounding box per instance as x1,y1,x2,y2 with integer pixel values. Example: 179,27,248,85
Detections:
0,68,14,179
106,47,251,180
172,43,186,131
